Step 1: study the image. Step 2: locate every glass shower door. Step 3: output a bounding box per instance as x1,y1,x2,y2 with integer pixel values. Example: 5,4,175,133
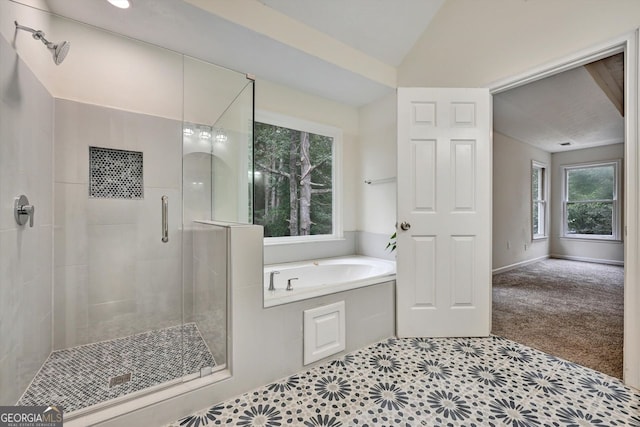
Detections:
49,95,186,412
182,56,255,375
33,15,188,413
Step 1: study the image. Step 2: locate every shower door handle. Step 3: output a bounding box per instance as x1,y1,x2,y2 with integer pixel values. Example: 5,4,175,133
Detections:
161,195,169,243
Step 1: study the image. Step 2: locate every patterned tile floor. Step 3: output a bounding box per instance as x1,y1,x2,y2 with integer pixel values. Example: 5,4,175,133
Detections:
19,323,215,413
169,336,640,426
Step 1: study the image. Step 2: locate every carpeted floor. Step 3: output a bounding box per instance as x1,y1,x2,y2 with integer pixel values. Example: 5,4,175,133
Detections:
492,258,624,379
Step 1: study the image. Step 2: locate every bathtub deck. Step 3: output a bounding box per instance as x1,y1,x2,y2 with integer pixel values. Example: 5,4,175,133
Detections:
264,255,396,307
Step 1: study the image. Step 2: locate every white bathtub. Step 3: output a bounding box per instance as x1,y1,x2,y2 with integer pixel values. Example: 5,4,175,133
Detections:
264,256,396,307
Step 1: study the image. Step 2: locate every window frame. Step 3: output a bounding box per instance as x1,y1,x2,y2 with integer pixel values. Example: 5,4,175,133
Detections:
561,159,621,241
531,160,548,240
254,110,343,245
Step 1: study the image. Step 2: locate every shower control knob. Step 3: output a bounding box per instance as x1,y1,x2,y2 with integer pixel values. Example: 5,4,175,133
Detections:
14,195,35,227
400,221,411,231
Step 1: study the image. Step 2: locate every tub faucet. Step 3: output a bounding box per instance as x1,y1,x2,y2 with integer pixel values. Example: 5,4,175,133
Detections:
286,277,299,291
268,271,280,291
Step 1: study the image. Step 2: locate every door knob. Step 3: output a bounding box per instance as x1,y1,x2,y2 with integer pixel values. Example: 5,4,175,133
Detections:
400,221,411,231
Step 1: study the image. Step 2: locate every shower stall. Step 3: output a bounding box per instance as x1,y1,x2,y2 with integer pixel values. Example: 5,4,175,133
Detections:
0,1,253,417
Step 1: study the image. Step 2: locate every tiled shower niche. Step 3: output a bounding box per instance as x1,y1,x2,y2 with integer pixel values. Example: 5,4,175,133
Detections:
89,146,144,199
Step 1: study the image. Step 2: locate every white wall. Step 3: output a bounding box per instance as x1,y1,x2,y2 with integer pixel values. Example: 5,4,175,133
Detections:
493,133,551,271
550,144,625,264
399,0,640,88
355,92,397,259
358,92,397,234
0,32,53,405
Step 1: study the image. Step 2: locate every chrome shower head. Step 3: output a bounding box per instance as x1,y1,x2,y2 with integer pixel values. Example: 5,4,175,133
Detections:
50,40,70,65
15,21,70,65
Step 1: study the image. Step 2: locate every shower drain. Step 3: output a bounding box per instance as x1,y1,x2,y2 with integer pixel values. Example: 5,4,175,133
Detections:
108,372,132,388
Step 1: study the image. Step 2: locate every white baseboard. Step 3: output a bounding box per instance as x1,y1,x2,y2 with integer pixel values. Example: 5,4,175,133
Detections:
549,254,624,266
492,255,550,274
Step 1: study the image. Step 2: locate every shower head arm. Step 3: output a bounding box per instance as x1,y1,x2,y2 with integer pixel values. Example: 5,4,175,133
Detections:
15,21,37,34
15,21,50,44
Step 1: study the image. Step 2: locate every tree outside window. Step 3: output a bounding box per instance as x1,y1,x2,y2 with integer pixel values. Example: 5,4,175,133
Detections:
563,161,620,239
253,121,334,238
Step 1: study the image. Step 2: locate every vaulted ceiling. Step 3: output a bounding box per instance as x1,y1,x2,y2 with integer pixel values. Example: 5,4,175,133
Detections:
257,0,444,66
493,53,624,153
43,0,443,106
40,1,625,152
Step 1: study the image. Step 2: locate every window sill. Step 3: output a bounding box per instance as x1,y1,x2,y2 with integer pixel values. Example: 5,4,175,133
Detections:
560,236,622,243
264,235,346,246
532,235,548,241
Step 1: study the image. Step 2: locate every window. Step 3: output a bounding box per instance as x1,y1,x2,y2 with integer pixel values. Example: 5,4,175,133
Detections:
253,112,341,240
562,161,621,240
532,161,547,239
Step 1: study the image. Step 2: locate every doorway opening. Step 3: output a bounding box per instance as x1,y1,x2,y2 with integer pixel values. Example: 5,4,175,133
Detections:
490,40,634,383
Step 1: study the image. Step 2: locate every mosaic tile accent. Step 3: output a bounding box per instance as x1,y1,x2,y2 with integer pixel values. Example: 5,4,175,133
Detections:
18,323,215,414
168,335,640,426
89,146,144,199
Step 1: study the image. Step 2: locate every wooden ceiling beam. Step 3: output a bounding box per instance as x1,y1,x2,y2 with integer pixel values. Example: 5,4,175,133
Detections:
584,54,624,117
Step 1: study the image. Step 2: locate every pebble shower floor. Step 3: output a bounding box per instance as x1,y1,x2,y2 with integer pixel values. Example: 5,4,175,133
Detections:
169,335,640,426
19,323,215,413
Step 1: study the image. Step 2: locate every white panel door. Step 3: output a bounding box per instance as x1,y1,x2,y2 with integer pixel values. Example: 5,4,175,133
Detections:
396,87,492,337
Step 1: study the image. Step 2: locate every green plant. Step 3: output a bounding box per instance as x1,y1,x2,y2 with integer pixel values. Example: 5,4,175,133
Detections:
386,231,396,252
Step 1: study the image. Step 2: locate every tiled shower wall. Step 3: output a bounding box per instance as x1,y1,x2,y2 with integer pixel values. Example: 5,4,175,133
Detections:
53,99,183,349
0,34,54,404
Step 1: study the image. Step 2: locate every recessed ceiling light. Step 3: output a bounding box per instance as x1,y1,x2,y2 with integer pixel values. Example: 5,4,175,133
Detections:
107,0,131,9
